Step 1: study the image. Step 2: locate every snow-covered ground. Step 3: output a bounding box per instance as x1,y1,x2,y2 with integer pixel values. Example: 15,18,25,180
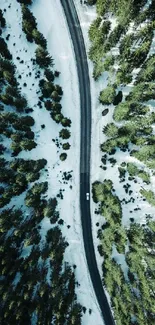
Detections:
1,0,103,323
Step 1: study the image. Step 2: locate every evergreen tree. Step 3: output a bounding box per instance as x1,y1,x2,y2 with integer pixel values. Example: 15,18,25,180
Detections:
32,29,47,48
59,128,71,139
35,46,53,68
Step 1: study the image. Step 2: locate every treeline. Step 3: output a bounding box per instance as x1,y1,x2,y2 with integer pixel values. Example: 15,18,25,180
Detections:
92,180,155,325
0,3,83,324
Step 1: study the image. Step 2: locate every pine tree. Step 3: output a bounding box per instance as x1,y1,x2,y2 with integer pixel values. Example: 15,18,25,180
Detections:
35,46,53,68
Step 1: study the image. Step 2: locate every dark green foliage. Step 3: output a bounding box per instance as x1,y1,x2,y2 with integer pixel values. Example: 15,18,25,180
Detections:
93,176,155,325
35,46,53,68
62,142,70,150
39,79,55,97
0,9,6,27
32,29,47,48
17,0,32,3
135,54,155,84
104,24,126,52
90,3,155,323
0,203,82,324
0,37,12,59
43,198,57,218
127,82,155,102
21,5,37,41
113,101,149,122
60,153,67,161
44,68,55,82
61,117,71,127
51,90,61,101
103,123,118,138
99,85,116,105
25,182,48,207
59,128,71,139
0,14,78,324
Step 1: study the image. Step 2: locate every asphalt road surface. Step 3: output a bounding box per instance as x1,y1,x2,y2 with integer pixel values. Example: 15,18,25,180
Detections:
60,1,115,324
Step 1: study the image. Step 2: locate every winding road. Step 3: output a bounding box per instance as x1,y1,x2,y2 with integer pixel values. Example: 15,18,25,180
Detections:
60,1,115,324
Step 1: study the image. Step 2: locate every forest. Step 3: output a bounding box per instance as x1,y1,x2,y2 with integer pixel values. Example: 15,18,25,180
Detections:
0,0,82,324
89,0,155,324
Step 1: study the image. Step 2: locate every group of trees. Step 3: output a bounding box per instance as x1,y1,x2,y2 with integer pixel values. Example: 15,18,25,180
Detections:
92,180,155,325
0,157,47,207
0,196,82,324
88,0,153,81
0,112,37,156
0,2,82,324
90,1,155,324
19,2,71,160
39,75,71,131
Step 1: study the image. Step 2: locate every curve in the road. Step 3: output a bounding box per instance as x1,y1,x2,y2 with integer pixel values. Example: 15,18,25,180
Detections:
60,1,115,325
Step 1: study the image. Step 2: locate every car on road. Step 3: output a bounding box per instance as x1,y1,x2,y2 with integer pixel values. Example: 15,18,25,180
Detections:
86,193,89,200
